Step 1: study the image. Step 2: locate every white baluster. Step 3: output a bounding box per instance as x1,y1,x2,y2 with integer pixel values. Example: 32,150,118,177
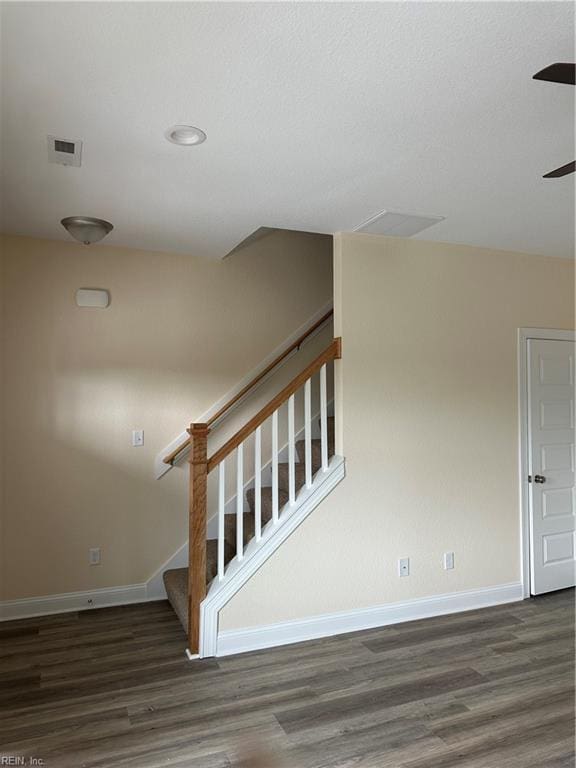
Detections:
236,443,244,560
218,461,225,580
272,410,279,523
254,426,262,541
304,377,312,489
288,394,296,505
320,363,328,471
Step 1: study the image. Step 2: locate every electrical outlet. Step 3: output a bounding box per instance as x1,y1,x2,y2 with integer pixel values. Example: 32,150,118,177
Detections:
443,551,455,570
89,547,101,566
132,429,144,447
398,557,410,577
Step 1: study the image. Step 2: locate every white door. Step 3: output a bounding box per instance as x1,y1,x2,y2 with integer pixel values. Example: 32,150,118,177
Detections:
527,338,576,595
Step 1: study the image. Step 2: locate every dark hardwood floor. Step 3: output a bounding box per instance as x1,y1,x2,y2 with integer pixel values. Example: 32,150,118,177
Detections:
0,589,574,767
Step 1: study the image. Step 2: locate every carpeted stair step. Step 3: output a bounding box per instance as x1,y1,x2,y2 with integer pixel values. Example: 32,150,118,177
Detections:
327,415,335,444
225,509,257,550
245,485,288,519
225,487,289,549
295,436,335,471
163,538,233,631
279,434,335,495
205,538,219,582
294,416,335,464
163,567,188,630
278,461,307,496
278,416,335,494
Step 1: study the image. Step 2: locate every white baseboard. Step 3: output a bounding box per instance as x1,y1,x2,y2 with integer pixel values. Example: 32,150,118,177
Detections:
0,577,524,653
216,582,524,656
0,583,162,622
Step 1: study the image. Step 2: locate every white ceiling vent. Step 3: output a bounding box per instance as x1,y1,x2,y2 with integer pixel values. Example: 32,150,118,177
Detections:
47,135,82,167
354,210,445,237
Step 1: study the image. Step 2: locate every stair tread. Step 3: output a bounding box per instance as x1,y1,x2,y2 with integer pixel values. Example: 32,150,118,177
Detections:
296,434,335,460
245,485,289,512
226,488,289,549
279,442,335,494
163,567,188,630
163,538,223,631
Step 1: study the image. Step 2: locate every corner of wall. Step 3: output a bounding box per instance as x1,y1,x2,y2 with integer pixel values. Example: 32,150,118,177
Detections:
333,235,344,457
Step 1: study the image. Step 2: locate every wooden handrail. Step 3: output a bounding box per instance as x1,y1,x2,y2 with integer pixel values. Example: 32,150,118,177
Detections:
163,438,196,468
207,338,341,473
163,309,333,465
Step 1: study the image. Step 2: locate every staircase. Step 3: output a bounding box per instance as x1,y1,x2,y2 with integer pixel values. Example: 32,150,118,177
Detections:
163,418,335,631
160,331,342,658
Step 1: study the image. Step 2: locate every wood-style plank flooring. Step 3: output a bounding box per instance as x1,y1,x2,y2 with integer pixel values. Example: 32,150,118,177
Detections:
0,589,574,767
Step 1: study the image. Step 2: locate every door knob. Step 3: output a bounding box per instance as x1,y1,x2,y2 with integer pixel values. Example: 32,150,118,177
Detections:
534,475,546,484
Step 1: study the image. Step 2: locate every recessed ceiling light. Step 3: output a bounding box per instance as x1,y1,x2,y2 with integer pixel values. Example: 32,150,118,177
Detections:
165,125,207,146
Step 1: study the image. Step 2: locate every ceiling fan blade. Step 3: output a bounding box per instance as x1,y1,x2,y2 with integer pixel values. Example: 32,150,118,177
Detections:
543,161,576,179
533,63,575,85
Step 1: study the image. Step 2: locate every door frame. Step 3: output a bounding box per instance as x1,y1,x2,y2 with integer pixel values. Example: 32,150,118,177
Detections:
518,328,575,598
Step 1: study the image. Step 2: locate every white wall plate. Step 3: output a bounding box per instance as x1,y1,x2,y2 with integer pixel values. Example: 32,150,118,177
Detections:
76,288,110,308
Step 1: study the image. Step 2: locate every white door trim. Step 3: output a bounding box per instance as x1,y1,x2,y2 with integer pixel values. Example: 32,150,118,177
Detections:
518,328,575,598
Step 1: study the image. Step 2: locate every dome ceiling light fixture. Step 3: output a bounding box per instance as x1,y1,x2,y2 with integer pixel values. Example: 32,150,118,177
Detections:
165,125,207,146
60,216,114,245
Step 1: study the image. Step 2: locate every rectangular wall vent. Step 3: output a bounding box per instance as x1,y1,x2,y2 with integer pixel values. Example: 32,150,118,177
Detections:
47,135,82,167
354,209,445,238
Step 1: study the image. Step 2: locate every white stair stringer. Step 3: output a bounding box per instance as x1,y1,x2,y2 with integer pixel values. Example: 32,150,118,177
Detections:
198,455,345,657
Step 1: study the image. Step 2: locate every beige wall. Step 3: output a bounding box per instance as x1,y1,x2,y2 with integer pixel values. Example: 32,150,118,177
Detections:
0,245,4,598
220,234,575,630
0,231,333,600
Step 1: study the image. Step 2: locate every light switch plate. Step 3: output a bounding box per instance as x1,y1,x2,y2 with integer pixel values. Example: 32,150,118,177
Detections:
132,430,144,447
89,547,101,566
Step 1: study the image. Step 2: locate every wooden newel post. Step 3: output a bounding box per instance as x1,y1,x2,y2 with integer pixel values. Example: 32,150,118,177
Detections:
187,422,209,656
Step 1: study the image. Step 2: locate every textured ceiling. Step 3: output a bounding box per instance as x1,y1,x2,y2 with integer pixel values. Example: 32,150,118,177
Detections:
1,2,574,258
